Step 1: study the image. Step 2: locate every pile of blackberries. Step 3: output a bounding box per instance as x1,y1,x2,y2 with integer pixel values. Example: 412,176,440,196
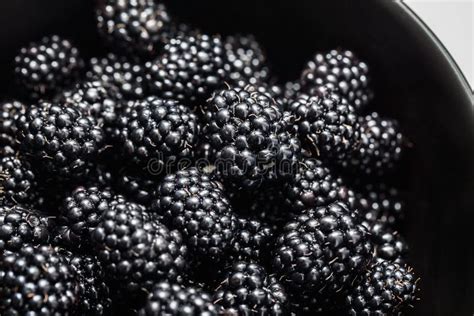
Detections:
0,1,419,315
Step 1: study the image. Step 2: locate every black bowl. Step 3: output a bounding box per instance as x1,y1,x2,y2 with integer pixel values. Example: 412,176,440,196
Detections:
0,1,472,315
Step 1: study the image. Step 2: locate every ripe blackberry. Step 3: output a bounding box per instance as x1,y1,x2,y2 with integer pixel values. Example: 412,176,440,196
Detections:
301,49,372,111
0,205,51,251
16,102,105,179
96,0,172,57
151,168,235,261
363,220,408,263
344,112,404,176
146,34,225,104
14,35,83,98
287,88,360,161
346,261,418,315
272,202,372,309
91,200,187,292
223,34,270,87
56,186,115,249
59,81,121,130
117,97,199,167
0,100,26,149
87,53,148,99
229,217,274,262
0,156,39,205
354,183,404,227
203,85,300,189
138,282,220,316
213,262,288,315
283,158,352,213
0,245,81,315
68,253,112,315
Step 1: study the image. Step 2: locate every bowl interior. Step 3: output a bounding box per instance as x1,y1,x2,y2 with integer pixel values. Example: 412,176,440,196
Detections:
0,0,473,315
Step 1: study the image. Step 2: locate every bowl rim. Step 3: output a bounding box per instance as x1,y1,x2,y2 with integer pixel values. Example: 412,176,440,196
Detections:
396,1,473,101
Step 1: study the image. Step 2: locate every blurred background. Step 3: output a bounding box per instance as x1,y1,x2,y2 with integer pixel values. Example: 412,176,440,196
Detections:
406,0,473,89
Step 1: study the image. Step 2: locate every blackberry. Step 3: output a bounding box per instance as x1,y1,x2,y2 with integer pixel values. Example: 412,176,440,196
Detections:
223,34,270,87
151,168,235,261
117,97,199,167
0,100,26,149
138,282,220,316
14,35,83,98
213,262,288,315
87,53,148,99
56,186,115,249
0,245,81,315
346,261,418,315
59,81,121,130
363,220,408,263
354,183,404,227
16,102,105,179
145,34,225,104
91,200,187,292
0,205,51,251
229,217,274,262
203,85,299,189
344,112,404,176
301,49,372,111
96,0,172,57
68,253,112,315
287,88,360,161
283,158,351,213
0,156,38,205
272,202,372,310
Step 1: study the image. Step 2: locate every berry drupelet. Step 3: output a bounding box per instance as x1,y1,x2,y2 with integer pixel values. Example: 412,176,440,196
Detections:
117,96,199,167
0,245,81,315
59,81,121,129
203,85,300,189
138,282,221,316
87,53,148,99
283,158,352,213
346,260,418,315
213,261,288,315
0,205,51,251
363,220,408,264
151,168,235,261
343,112,404,176
228,217,274,263
56,186,115,249
146,34,226,104
287,87,360,162
0,100,26,149
272,202,372,311
68,253,112,315
223,34,270,87
14,35,83,98
354,183,404,228
91,200,187,292
96,0,172,57
16,102,105,180
301,49,372,111
0,156,39,206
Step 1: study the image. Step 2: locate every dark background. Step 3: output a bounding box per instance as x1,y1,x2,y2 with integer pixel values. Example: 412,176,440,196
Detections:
0,0,473,315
